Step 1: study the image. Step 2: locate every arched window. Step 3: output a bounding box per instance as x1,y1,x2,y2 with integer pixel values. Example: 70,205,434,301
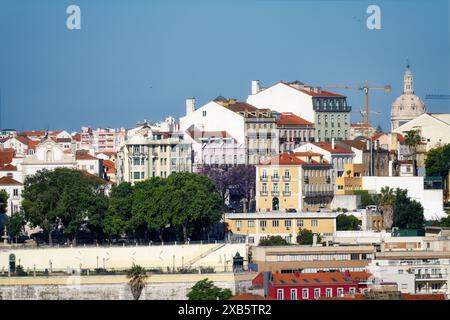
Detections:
46,150,53,162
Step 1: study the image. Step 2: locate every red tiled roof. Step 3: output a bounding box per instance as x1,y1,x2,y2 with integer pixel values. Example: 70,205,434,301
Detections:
0,164,17,171
277,112,314,126
314,142,353,154
18,131,46,137
269,271,371,287
340,140,367,151
0,176,22,185
402,293,446,300
261,153,329,166
27,140,40,151
72,133,81,142
76,153,98,160
0,149,15,167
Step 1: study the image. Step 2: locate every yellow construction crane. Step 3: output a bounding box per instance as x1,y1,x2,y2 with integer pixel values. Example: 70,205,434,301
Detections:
323,81,391,138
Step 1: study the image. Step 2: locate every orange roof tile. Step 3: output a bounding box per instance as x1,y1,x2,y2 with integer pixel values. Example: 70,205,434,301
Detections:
269,271,371,286
76,153,98,160
277,112,314,126
230,293,274,300
0,176,22,185
0,149,15,167
0,164,17,171
314,142,353,154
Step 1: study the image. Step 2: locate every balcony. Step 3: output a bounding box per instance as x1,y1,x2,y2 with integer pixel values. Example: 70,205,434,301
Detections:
415,274,447,280
260,191,268,196
260,176,268,182
271,175,279,182
282,191,291,197
271,191,280,196
282,175,291,182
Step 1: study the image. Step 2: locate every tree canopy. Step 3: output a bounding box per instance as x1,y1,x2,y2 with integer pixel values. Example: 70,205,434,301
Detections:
336,214,362,231
425,144,450,177
187,278,233,300
258,236,289,246
297,229,321,245
392,188,424,229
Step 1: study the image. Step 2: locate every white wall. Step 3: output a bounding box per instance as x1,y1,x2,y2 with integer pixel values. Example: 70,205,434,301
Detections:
247,82,315,122
180,101,246,144
362,176,446,220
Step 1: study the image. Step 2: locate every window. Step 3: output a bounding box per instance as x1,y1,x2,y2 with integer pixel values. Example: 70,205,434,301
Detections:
273,183,278,192
314,288,320,299
133,172,140,180
272,220,279,228
262,169,267,178
297,219,304,227
277,289,284,300
302,289,309,300
277,255,284,262
248,220,255,228
202,111,207,117
284,169,290,177
284,183,290,193
349,288,356,295
290,289,298,300
398,269,404,275
337,288,344,297
311,219,318,227
262,183,267,193
326,288,332,297
260,220,267,228
285,220,291,228
236,220,242,230
13,189,19,197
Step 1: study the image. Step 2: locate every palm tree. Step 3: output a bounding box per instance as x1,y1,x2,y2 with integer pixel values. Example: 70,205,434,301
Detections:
126,264,148,300
404,130,421,175
378,186,395,230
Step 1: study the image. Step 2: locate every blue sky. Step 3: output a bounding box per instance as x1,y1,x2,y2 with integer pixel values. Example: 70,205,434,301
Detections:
0,0,449,132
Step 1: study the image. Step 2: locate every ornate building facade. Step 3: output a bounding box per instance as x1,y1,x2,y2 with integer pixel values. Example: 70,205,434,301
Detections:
390,65,426,131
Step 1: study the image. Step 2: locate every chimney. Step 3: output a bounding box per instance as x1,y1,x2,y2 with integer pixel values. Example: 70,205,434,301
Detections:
251,80,261,95
331,138,335,150
186,98,196,115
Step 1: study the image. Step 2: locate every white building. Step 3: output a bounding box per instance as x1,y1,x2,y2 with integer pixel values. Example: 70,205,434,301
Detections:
0,176,23,216
247,80,351,142
393,113,450,152
362,176,446,220
20,139,77,178
1,137,29,156
180,99,246,144
75,151,103,177
368,252,450,297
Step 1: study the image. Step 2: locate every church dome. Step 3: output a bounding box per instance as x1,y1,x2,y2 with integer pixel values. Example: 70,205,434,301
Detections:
390,65,426,130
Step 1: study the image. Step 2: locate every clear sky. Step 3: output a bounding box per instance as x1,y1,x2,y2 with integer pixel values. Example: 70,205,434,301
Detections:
0,0,449,132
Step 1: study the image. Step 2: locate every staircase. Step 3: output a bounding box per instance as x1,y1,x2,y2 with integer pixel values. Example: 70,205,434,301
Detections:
184,243,227,268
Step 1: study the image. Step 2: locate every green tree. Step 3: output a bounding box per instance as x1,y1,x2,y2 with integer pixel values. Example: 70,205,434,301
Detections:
258,236,289,246
103,182,134,239
393,188,424,229
353,190,378,208
425,144,450,177
187,278,233,300
132,177,170,242
5,211,27,240
378,186,396,230
336,214,362,231
22,168,107,245
405,130,422,175
165,173,223,243
296,229,321,245
127,264,147,300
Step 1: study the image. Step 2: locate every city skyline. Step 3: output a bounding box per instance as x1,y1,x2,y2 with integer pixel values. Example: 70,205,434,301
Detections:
0,0,449,132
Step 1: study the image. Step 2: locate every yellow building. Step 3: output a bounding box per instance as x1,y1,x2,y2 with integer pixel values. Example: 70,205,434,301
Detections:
335,163,363,195
256,152,333,212
224,212,337,244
